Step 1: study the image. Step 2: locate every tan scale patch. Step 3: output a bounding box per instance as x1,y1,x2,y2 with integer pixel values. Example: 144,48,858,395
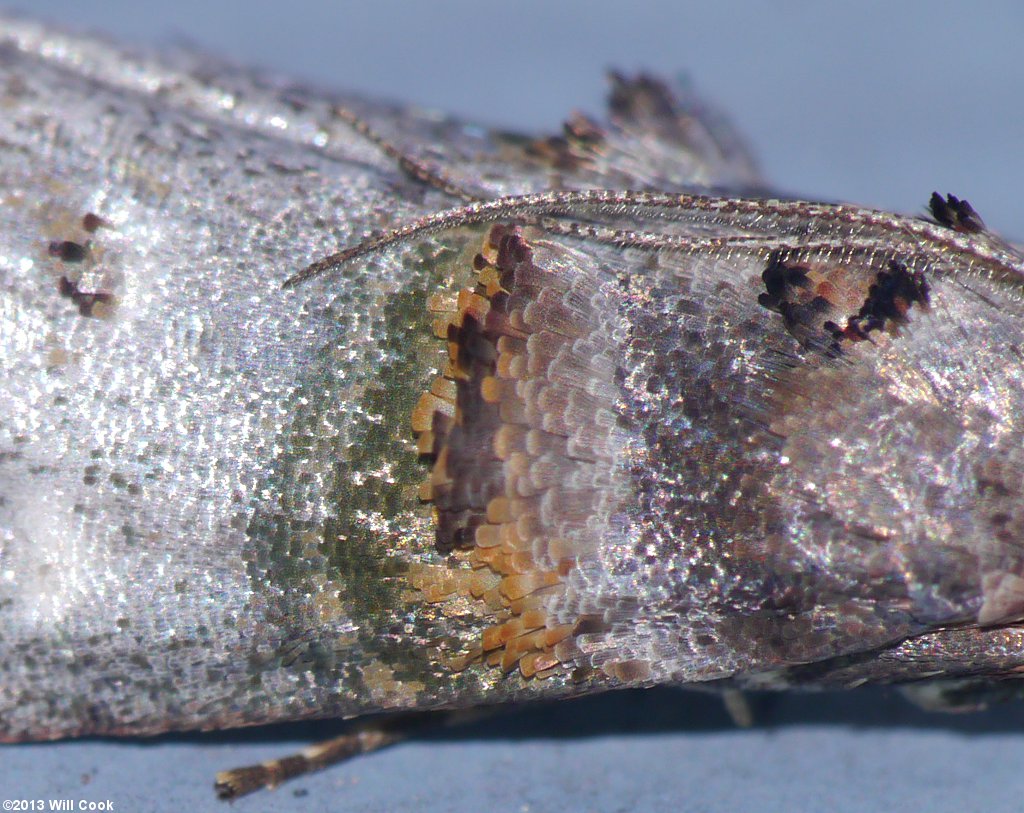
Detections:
406,226,584,679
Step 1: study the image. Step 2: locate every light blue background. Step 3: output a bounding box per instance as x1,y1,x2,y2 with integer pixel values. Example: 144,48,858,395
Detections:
2,3,1023,812
5,1,1022,236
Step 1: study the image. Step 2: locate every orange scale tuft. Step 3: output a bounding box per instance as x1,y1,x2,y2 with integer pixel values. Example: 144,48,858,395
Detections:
480,376,504,403
518,651,556,678
467,572,497,598
492,425,525,460
543,624,574,647
503,551,537,575
517,652,542,678
412,391,453,432
508,593,547,614
519,608,549,630
481,587,506,611
481,623,510,652
495,335,527,355
415,431,435,456
486,496,514,524
432,316,455,338
429,376,457,402
471,545,502,567
500,648,524,673
473,524,502,548
499,521,524,549
500,572,560,601
495,352,523,379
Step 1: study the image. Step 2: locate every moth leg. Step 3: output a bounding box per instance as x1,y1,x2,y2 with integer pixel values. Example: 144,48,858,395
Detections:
214,709,486,799
332,105,482,202
721,689,755,728
898,679,1023,714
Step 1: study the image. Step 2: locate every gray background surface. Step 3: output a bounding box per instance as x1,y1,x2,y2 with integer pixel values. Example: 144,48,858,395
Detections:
2,2,1023,811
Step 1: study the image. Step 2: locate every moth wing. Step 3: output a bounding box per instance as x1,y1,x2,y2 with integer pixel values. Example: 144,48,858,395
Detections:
461,224,1024,683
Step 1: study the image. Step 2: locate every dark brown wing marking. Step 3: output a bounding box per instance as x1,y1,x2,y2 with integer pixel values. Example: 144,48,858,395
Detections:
929,192,986,234
758,252,930,356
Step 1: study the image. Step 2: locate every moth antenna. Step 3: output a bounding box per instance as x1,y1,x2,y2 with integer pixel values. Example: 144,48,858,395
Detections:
283,188,1022,289
283,189,704,288
329,108,757,283
332,104,484,203
538,217,768,257
539,221,935,261
329,108,676,278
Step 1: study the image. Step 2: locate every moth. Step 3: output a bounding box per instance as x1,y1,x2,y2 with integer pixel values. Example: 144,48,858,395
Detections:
2,14,1024,803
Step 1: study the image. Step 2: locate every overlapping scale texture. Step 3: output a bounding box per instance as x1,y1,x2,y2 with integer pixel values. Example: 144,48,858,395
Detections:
409,226,632,678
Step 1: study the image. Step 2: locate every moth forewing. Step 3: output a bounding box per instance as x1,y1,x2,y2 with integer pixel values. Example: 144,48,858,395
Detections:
293,204,1024,688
